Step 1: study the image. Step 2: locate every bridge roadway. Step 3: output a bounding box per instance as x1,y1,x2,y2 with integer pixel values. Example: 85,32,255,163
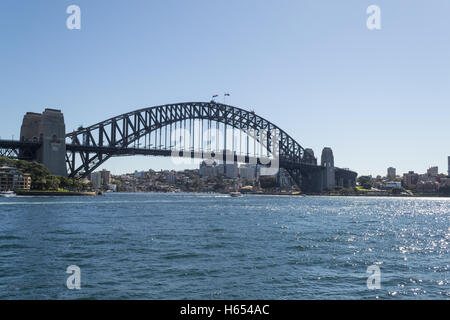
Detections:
0,139,41,160
64,142,318,168
1,139,320,170
0,139,41,150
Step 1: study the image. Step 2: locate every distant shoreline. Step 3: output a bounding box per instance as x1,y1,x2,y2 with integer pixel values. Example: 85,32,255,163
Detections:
9,190,449,198
14,190,97,197
110,191,450,198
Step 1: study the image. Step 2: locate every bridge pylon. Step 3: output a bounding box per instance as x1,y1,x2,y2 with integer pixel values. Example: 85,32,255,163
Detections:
20,109,67,176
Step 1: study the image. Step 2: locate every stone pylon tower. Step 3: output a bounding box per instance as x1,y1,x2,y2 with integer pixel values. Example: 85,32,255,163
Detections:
20,109,67,177
321,147,335,190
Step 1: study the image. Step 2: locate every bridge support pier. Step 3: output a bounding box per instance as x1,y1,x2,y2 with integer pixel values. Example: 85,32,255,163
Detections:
20,109,67,177
300,170,324,194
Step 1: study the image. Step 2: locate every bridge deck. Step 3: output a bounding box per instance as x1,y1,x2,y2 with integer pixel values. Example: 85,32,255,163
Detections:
0,140,41,149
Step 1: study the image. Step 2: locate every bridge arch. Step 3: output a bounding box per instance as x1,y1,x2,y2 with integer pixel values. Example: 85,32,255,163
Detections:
65,102,318,188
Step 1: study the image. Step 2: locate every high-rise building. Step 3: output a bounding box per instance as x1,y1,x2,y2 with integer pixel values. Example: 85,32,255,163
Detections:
199,160,217,177
387,167,396,179
100,169,111,185
90,172,102,189
448,156,450,176
216,163,239,179
90,169,111,189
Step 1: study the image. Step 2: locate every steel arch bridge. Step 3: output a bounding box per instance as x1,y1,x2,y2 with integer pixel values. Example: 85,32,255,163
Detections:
64,102,322,190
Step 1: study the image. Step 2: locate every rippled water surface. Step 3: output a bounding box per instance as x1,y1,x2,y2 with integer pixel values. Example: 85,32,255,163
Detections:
0,193,448,299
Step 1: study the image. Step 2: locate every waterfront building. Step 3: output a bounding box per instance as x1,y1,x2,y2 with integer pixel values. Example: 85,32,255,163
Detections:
216,163,239,179
167,171,176,184
226,163,239,179
215,164,224,176
427,166,438,177
385,181,401,189
107,184,118,192
416,181,439,193
134,170,146,179
387,167,396,179
101,169,111,185
402,171,419,189
0,166,31,191
90,169,112,189
239,164,257,181
90,172,102,189
417,167,439,184
419,173,435,183
199,160,217,177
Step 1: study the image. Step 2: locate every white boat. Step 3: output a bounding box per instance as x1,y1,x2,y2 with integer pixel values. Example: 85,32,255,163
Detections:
229,191,242,197
0,191,16,198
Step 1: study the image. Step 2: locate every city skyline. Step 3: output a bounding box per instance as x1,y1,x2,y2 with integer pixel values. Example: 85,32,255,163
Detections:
98,160,450,179
1,0,449,177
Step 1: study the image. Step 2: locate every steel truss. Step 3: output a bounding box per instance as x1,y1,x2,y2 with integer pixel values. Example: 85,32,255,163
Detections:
65,102,318,186
0,140,40,161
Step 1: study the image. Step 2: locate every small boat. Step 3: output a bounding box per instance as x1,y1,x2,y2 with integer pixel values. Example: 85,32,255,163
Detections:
0,191,16,198
229,191,242,197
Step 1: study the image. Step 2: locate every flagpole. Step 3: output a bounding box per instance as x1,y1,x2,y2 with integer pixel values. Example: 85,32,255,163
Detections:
224,92,230,105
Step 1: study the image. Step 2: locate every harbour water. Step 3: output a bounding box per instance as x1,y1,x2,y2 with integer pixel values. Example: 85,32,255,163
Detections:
0,193,448,299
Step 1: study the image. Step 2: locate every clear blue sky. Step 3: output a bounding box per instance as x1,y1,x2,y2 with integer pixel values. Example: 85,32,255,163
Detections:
1,0,449,176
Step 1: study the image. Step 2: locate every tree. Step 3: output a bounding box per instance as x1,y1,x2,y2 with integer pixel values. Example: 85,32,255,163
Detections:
45,176,60,191
58,176,73,190
357,176,373,190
